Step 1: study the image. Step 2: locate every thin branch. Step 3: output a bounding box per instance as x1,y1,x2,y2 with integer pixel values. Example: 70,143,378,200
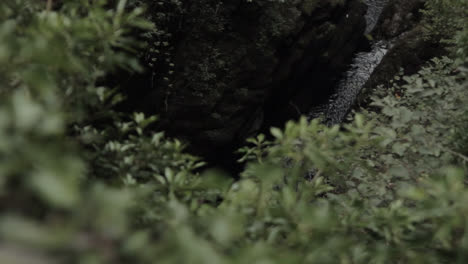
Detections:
443,147,468,163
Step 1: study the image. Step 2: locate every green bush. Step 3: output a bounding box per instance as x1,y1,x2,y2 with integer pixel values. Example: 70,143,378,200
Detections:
1,0,468,263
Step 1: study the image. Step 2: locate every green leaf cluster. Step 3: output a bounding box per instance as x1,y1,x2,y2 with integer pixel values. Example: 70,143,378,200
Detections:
1,1,468,264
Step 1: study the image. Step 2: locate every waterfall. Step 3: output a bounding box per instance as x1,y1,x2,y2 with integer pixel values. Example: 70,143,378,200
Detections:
364,0,389,34
308,0,390,124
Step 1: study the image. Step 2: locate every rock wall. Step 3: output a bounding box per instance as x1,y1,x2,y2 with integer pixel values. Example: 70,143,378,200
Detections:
120,0,447,166
168,0,367,147
124,0,368,160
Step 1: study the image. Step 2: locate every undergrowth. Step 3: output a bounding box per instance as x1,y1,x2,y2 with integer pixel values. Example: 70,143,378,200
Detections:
0,0,467,263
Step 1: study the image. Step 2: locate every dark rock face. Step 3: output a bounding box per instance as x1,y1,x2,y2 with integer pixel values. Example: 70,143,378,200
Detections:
132,0,368,159
121,0,445,167
372,0,425,39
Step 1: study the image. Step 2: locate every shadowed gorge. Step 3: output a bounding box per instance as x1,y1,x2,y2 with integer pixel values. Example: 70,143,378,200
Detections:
119,0,440,169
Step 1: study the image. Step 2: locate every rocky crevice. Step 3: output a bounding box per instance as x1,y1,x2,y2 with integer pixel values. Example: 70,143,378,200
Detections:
142,0,368,160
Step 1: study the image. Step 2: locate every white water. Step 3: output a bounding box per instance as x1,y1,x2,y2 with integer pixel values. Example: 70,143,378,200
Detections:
308,0,390,124
364,0,389,34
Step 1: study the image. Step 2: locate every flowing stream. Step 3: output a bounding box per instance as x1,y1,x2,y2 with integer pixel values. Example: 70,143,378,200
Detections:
308,0,390,124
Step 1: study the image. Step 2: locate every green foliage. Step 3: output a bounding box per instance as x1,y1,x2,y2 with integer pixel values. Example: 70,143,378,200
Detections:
422,0,468,61
224,55,468,263
1,1,468,264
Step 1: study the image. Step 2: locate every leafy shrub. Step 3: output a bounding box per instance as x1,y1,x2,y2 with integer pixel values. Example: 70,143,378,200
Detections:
1,0,468,264
422,0,468,58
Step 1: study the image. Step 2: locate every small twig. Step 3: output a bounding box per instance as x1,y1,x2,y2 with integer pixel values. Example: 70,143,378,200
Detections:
443,147,468,163
289,101,302,116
